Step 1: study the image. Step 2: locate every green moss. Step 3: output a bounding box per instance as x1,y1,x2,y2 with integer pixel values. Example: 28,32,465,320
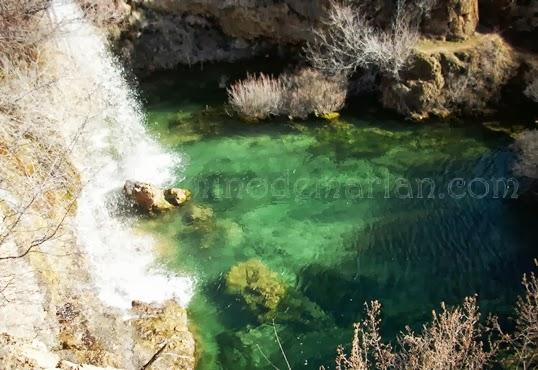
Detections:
226,259,287,320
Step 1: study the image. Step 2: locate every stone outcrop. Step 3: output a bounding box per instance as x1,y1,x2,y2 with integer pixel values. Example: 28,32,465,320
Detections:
381,34,521,120
130,300,196,370
0,334,121,370
116,0,323,72
422,0,479,40
123,180,191,213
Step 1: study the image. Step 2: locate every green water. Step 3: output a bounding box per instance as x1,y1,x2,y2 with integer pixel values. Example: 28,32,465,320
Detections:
140,65,537,369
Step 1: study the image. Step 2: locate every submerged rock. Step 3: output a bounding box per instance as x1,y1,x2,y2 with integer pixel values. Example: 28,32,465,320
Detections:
225,259,286,320
123,180,191,213
182,203,215,226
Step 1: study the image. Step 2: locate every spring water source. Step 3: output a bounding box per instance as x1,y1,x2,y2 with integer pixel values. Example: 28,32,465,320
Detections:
139,66,537,369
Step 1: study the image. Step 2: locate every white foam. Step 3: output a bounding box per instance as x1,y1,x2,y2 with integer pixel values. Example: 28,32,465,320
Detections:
47,0,194,309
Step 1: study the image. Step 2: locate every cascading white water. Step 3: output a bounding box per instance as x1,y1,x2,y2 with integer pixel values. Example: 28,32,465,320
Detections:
47,0,194,309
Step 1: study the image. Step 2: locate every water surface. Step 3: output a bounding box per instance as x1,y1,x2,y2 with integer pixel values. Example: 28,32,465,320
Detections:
140,65,536,370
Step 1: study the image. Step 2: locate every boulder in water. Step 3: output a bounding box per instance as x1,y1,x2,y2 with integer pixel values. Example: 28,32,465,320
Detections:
123,180,191,213
164,187,192,206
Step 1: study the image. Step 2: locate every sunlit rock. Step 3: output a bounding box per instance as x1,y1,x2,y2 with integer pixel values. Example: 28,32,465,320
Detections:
123,180,191,213
130,300,196,370
164,187,192,206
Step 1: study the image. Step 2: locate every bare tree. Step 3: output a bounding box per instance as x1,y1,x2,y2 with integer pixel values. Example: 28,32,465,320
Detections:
304,0,420,78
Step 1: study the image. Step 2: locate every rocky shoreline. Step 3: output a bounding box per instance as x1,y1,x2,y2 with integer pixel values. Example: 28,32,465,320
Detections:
108,0,537,121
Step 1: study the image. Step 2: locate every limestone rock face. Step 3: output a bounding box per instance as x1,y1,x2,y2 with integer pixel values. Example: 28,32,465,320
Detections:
123,180,191,213
381,34,520,120
141,0,323,42
422,0,479,40
130,300,196,370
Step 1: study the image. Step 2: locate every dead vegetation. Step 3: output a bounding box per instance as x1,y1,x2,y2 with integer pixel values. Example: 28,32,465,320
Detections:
304,0,421,78
0,0,80,267
227,68,347,121
328,268,538,370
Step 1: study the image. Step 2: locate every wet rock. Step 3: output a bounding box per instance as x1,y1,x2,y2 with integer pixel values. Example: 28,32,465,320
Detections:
123,180,191,213
164,187,192,206
225,259,286,320
130,300,195,370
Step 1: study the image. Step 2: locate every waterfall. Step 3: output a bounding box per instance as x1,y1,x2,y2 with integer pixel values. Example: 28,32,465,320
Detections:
47,0,194,309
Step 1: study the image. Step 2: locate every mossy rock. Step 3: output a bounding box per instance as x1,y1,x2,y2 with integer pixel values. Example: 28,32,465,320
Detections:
225,259,286,320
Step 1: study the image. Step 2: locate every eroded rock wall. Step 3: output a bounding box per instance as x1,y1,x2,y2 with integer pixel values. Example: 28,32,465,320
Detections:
380,34,522,120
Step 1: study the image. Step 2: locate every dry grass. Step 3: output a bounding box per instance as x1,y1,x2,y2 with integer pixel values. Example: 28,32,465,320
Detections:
283,68,347,119
227,73,284,122
227,68,347,121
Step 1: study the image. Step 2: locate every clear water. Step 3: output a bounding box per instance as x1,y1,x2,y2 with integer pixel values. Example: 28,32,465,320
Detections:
139,65,537,369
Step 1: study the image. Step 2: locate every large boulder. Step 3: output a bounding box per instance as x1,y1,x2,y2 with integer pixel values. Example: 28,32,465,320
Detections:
381,34,520,120
123,180,191,213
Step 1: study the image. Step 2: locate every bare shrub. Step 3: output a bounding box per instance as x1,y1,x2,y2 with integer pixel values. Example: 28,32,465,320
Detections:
329,297,502,370
283,68,347,119
0,0,50,63
510,263,538,368
397,296,500,369
76,0,129,29
0,0,81,264
330,301,395,370
304,0,419,78
227,73,284,122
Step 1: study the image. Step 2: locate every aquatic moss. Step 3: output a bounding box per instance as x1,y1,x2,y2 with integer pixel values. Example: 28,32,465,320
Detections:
225,259,286,319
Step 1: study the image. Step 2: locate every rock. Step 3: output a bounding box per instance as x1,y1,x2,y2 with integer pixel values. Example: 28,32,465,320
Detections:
422,0,479,41
381,34,520,120
225,259,286,320
182,204,214,225
163,187,192,206
123,180,191,213
130,300,196,370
